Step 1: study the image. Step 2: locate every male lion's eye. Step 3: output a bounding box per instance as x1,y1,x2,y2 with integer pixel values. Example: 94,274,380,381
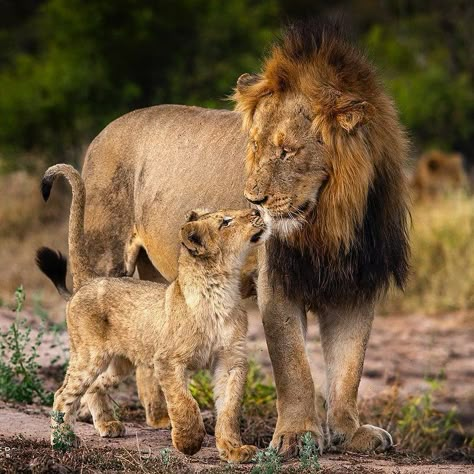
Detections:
280,147,295,160
219,217,233,229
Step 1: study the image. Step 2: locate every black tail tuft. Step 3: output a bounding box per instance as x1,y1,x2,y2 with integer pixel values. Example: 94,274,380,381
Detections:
41,176,53,202
36,247,71,300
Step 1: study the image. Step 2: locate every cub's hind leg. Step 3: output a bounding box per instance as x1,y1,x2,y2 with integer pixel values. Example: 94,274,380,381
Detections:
83,355,134,437
51,354,110,447
135,249,170,429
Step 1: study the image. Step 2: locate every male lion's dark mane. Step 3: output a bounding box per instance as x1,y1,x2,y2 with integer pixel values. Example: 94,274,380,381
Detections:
267,163,410,310
265,19,410,309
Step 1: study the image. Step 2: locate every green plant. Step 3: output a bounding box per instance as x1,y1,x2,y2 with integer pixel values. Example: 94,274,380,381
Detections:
189,369,214,409
159,448,171,466
251,446,281,474
190,360,276,411
51,410,77,452
396,379,462,455
0,286,53,405
298,432,320,471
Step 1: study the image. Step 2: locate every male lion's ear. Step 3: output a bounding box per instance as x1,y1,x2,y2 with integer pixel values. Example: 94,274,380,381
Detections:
236,73,262,92
185,208,211,222
180,222,207,256
232,73,271,129
336,101,374,132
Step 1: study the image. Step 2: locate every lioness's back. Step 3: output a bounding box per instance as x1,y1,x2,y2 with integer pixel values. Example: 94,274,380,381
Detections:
81,105,249,279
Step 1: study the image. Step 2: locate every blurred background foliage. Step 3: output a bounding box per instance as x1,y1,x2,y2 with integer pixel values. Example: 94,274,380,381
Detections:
0,0,473,170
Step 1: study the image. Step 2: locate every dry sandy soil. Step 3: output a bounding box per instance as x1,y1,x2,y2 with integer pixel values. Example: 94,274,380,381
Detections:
0,304,473,472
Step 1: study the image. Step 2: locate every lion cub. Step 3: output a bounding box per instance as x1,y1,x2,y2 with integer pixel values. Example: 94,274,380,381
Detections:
36,164,269,462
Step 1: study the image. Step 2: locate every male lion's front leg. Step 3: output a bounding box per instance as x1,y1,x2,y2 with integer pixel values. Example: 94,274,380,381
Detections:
318,303,393,452
257,263,324,457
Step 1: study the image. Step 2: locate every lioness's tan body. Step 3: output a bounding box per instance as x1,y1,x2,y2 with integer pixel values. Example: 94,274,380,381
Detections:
83,105,248,281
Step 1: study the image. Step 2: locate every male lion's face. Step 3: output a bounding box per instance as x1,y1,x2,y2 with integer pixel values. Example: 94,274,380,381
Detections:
243,93,328,236
180,208,270,262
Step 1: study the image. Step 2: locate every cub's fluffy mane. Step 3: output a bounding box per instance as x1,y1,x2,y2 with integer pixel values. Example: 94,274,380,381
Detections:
233,19,410,307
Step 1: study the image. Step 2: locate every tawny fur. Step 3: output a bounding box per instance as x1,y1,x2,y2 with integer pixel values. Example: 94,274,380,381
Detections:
38,164,269,462
74,20,407,455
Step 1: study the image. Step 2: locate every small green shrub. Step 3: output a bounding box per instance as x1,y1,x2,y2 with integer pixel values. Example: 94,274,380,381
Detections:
159,447,171,466
298,432,320,471
0,286,53,405
50,410,77,452
251,446,281,474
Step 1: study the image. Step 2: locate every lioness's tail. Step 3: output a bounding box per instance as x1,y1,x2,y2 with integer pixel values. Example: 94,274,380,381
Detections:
36,247,71,300
36,164,95,297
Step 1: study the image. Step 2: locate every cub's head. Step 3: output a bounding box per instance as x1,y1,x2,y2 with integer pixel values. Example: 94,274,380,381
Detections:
179,208,270,264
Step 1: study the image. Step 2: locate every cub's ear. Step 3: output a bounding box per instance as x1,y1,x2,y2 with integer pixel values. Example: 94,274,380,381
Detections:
185,208,211,222
180,222,207,256
236,73,262,92
336,101,374,132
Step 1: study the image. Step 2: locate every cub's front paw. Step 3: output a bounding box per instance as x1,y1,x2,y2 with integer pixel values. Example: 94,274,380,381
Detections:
96,420,126,438
217,439,258,463
171,419,206,455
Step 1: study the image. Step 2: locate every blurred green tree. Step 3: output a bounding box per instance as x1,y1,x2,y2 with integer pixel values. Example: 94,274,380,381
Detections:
0,0,473,169
0,0,278,168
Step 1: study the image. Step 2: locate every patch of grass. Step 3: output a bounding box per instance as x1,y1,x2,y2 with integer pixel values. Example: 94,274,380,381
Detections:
360,378,469,456
0,436,194,473
0,286,53,405
380,193,474,314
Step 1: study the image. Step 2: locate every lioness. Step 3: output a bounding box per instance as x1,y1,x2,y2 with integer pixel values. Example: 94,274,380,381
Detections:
37,164,268,462
74,21,409,455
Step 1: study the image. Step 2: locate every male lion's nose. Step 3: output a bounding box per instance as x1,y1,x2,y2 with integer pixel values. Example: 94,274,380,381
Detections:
245,193,268,205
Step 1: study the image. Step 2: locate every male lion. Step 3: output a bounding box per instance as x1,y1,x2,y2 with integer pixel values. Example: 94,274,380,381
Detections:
77,21,409,455
37,164,268,461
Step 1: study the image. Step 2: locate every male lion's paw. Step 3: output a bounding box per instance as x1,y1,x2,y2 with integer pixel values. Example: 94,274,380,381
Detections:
345,425,393,453
217,439,257,463
271,430,324,460
96,420,126,438
172,421,206,456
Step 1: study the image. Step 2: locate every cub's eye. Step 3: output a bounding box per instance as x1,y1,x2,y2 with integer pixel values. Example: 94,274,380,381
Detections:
219,217,233,229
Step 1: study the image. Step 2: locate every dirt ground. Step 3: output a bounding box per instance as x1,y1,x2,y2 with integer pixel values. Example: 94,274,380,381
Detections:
0,304,473,472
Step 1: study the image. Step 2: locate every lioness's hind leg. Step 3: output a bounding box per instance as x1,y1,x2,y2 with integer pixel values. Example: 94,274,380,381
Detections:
137,365,170,429
124,228,143,276
83,355,133,438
